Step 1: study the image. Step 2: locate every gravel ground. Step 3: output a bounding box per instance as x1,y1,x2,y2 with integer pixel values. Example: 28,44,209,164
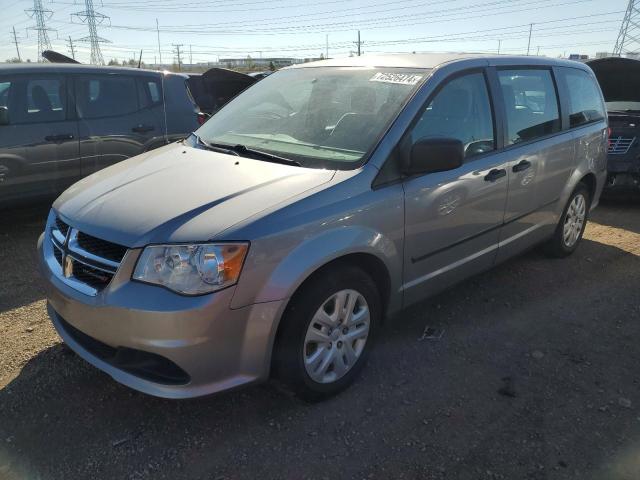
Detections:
0,199,639,480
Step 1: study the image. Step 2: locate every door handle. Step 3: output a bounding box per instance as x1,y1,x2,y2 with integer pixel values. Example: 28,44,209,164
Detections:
44,134,74,142
512,160,532,173
484,168,507,182
132,125,155,133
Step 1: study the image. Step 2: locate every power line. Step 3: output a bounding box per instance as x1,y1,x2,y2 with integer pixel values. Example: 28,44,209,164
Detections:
73,0,110,65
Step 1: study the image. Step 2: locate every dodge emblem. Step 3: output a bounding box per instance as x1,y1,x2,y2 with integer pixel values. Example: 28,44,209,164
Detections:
63,255,74,278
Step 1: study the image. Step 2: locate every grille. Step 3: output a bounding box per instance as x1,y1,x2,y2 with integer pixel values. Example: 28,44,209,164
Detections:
49,214,128,295
608,136,635,155
72,261,114,290
55,217,70,237
76,232,128,263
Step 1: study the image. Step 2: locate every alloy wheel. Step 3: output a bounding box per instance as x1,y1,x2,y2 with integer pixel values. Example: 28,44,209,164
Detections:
303,289,370,384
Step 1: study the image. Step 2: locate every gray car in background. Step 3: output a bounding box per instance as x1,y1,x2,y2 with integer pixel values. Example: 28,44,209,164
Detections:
38,54,607,400
0,64,252,204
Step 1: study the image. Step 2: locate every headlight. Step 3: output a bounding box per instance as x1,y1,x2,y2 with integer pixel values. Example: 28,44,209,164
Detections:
132,243,249,295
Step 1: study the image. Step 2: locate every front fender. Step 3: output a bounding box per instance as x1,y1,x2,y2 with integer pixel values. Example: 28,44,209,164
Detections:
230,225,402,311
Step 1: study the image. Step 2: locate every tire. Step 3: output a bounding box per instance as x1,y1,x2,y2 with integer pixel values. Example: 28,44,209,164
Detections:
545,182,591,258
273,265,381,401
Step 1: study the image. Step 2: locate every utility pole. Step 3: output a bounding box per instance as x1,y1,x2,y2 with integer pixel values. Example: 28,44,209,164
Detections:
73,0,110,65
526,23,533,56
189,44,192,65
536,46,540,56
11,26,21,61
26,0,55,62
326,34,329,59
173,43,183,70
497,39,501,55
356,30,361,56
66,35,76,59
614,0,640,56
156,18,162,66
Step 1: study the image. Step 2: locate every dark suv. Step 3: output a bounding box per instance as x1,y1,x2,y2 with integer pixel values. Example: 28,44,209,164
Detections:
588,57,640,194
0,64,253,204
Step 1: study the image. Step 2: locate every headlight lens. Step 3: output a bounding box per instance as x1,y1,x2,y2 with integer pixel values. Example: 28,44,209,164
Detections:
132,243,249,295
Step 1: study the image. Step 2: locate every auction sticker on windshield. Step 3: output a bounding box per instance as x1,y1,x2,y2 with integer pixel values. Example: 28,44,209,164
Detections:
369,72,423,85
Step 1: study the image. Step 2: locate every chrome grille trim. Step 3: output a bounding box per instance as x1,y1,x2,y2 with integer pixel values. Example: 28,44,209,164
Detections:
47,214,128,296
608,136,635,155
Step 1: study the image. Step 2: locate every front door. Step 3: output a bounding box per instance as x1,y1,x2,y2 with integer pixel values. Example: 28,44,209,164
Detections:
401,70,509,306
0,73,80,202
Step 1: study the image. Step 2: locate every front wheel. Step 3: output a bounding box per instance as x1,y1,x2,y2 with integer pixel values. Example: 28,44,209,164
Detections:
545,183,590,257
273,265,381,401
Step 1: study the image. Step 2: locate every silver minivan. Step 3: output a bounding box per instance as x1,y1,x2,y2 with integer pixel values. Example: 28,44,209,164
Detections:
38,54,608,400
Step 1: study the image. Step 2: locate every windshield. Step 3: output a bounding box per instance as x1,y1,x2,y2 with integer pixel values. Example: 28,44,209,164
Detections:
195,67,428,169
606,101,640,112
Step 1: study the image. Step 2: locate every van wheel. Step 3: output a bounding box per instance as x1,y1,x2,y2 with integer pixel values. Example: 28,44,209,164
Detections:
273,265,380,401
545,183,590,257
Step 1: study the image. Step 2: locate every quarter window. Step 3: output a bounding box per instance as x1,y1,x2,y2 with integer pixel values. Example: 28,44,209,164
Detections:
559,68,606,128
76,75,138,119
409,72,496,159
498,69,560,145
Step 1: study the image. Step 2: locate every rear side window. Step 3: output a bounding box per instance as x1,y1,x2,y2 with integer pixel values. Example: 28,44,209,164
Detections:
409,72,495,159
0,81,11,109
76,75,138,119
137,78,162,109
498,69,560,145
559,68,605,128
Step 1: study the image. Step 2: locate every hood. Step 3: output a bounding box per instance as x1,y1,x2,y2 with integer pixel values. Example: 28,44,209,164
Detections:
587,57,640,103
42,50,80,64
54,143,335,247
187,68,257,114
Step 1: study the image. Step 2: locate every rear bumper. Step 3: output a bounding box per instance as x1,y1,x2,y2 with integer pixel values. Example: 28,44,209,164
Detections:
38,232,285,399
604,172,640,192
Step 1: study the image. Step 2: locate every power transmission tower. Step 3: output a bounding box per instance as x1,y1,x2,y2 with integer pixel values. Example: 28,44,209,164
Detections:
614,0,640,57
173,43,183,70
66,35,76,60
11,26,22,61
73,0,110,65
26,0,55,62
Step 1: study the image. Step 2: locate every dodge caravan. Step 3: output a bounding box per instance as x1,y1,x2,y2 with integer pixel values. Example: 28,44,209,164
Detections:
38,54,607,400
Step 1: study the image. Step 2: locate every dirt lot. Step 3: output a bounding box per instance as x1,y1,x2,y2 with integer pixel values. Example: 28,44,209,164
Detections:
0,199,639,480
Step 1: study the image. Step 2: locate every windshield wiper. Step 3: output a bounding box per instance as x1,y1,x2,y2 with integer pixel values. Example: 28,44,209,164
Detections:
193,134,240,156
193,134,301,166
232,144,301,167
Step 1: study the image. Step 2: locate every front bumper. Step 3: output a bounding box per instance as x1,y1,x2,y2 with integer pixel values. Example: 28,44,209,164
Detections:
38,232,285,399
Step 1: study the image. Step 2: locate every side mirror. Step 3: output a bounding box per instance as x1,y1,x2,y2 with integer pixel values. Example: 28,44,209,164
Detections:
405,138,464,175
0,107,8,126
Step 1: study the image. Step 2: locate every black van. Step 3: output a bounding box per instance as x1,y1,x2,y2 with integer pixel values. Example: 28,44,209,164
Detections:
0,64,254,204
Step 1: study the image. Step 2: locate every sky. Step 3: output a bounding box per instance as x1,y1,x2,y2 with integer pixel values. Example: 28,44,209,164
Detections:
0,0,632,64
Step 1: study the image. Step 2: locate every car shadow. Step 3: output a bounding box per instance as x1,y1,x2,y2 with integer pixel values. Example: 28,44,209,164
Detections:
0,203,49,313
593,197,640,233
1,235,639,480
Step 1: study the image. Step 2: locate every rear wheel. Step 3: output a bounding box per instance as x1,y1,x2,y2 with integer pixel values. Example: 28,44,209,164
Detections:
545,183,590,257
273,265,380,401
